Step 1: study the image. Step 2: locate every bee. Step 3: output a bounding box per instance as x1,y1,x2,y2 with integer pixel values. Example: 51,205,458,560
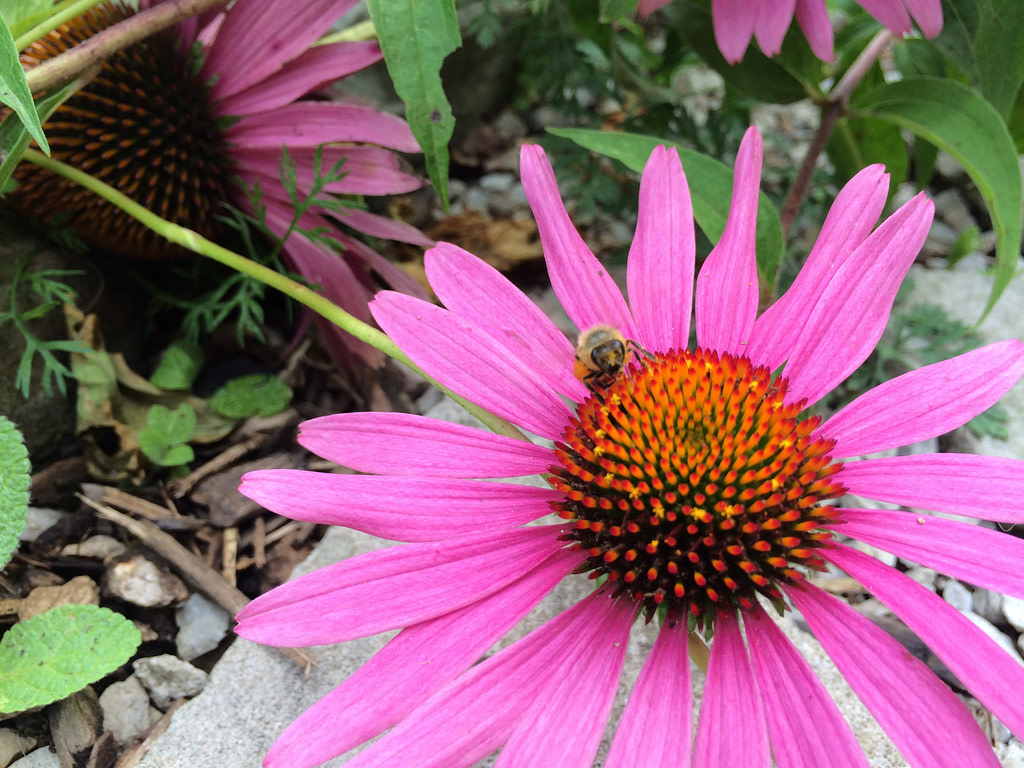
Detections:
574,324,630,392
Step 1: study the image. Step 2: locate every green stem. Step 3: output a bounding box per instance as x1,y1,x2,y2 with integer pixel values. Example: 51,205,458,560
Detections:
15,0,108,51
22,148,525,441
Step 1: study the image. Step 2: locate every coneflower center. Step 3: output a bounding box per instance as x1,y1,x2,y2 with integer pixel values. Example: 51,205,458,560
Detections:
549,348,846,627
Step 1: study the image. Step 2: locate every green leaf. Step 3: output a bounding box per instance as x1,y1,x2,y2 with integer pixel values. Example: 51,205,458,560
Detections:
149,340,203,391
852,77,1022,318
0,75,75,194
598,0,639,23
548,127,784,288
209,374,292,420
0,15,48,154
826,116,906,201
138,404,196,467
367,0,459,212
0,604,141,716
0,416,30,570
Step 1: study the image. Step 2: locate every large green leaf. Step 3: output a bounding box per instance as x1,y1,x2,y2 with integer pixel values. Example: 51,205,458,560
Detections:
548,127,784,288
0,416,29,570
826,116,907,203
0,15,47,154
0,75,75,193
367,0,459,212
852,76,1022,318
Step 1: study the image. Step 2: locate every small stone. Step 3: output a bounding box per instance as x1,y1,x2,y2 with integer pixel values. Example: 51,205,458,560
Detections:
175,593,231,661
931,188,978,233
18,507,65,542
134,655,208,710
478,172,515,194
997,739,1024,768
965,612,1020,662
462,186,488,213
19,575,100,621
8,748,61,768
972,589,1004,626
61,535,127,560
942,580,973,613
902,566,938,591
105,556,188,608
0,728,34,768
1004,595,1024,633
99,677,152,746
845,540,897,568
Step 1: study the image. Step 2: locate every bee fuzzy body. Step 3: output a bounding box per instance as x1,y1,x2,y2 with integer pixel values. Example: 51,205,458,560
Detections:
574,324,630,392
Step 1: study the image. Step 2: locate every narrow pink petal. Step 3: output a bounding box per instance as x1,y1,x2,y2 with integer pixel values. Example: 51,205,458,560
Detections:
828,507,1024,599
297,411,553,477
371,292,572,439
693,611,770,768
626,145,695,353
203,0,358,100
794,0,835,61
713,0,758,63
856,0,913,35
820,339,1024,457
426,243,588,401
605,619,692,768
225,102,420,153
825,544,1024,741
335,208,434,245
904,0,943,37
324,228,429,299
495,597,634,768
747,165,889,371
695,127,762,355
235,525,565,646
754,0,796,57
264,548,580,768
240,470,559,541
519,145,635,337
786,580,1000,768
839,453,1024,522
744,604,868,768
782,193,933,406
341,590,630,768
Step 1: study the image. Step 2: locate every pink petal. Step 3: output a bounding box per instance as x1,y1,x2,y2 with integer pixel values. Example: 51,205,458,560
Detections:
334,230,430,299
747,165,889,371
426,243,588,401
217,40,383,116
494,596,634,768
825,544,1024,742
828,507,1024,599
605,619,692,768
839,453,1024,522
297,411,553,477
794,0,835,61
695,127,762,355
371,292,573,440
235,525,565,646
819,339,1024,458
781,193,933,406
904,0,943,37
693,611,770,768
240,470,559,541
203,0,358,101
626,145,696,353
753,0,796,57
637,0,672,14
856,0,913,35
786,580,1000,768
225,102,420,153
519,145,635,338
713,0,758,63
264,548,580,768
335,208,434,245
744,604,868,768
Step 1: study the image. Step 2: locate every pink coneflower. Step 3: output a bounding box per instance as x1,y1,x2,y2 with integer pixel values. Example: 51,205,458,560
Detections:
236,127,1024,767
639,0,943,62
12,0,429,364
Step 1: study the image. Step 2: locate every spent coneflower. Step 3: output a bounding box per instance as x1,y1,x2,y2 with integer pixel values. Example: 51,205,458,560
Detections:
235,127,1024,767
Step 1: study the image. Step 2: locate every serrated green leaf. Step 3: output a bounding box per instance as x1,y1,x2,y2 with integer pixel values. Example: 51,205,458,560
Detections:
852,77,1022,318
138,404,197,467
0,604,141,716
547,127,784,289
209,374,292,420
0,416,30,570
150,340,203,391
0,16,48,154
367,0,459,212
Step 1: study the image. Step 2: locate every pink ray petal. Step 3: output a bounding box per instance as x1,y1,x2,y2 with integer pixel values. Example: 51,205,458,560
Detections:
828,507,1024,599
340,590,629,768
794,0,835,61
264,548,580,768
839,453,1024,522
786,580,1000,768
781,193,933,406
218,40,383,116
204,0,358,101
336,232,429,299
856,0,913,35
744,604,868,768
235,525,565,646
753,0,796,57
695,127,762,355
519,145,635,337
240,470,560,541
371,292,573,439
904,0,943,37
297,411,553,477
335,208,434,245
605,619,692,768
693,611,770,768
225,102,420,153
825,544,1024,740
747,165,888,370
626,145,695,353
820,339,1024,458
426,243,588,401
494,597,633,768
713,0,758,63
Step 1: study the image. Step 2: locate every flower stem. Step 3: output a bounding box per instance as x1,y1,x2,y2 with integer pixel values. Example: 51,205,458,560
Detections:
14,0,104,51
21,148,526,442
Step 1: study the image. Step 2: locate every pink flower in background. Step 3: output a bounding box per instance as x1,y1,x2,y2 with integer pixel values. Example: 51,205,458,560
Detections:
235,127,1024,767
639,0,943,62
